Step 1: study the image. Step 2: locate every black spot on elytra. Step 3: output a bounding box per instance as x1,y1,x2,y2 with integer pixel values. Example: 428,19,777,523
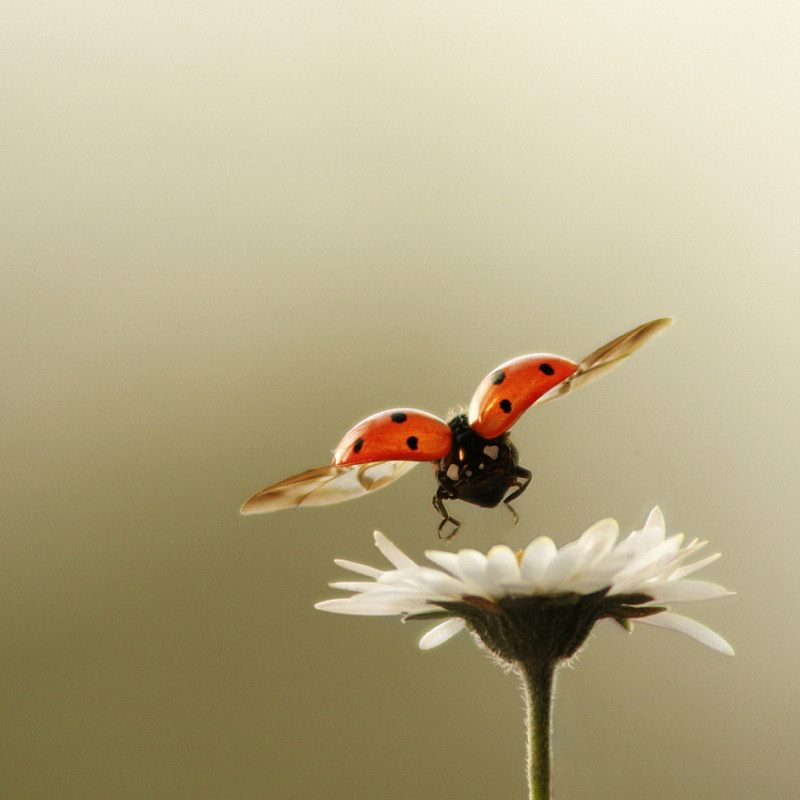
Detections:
500,399,512,413
406,436,419,450
539,363,555,376
491,370,506,385
353,438,364,453
391,411,408,423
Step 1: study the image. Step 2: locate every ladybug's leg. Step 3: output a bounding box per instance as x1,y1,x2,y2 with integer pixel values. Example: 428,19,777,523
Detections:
503,466,532,526
432,490,461,541
504,502,520,526
505,466,532,503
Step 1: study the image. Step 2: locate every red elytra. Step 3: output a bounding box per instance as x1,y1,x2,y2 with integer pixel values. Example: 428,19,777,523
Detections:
467,354,578,439
333,408,452,466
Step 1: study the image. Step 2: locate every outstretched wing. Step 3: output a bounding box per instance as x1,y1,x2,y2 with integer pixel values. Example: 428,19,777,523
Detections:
240,460,420,515
466,317,673,438
534,317,674,405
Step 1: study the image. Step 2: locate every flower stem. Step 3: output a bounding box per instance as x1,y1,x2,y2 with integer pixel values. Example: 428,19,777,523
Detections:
519,657,555,800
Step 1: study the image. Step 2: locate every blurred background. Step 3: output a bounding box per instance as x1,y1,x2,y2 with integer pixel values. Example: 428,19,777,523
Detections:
3,2,798,798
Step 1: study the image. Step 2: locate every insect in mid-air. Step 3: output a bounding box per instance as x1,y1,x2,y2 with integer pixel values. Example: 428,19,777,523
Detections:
241,317,672,538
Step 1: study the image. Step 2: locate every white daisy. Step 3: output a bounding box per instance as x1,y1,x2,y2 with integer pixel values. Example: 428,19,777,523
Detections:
316,507,733,658
316,507,732,800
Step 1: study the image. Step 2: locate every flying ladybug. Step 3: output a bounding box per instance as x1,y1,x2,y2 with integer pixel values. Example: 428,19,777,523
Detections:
241,317,672,538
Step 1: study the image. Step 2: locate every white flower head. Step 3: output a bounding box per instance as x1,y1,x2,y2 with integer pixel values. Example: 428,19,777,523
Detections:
316,507,734,661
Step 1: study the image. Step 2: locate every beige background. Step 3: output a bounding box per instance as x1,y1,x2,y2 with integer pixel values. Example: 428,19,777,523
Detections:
3,3,799,798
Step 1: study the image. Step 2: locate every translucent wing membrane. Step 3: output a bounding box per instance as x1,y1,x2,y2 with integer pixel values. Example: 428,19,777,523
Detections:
240,460,420,514
534,317,674,405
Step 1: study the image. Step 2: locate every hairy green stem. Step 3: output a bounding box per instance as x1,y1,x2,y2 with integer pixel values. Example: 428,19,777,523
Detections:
519,657,555,800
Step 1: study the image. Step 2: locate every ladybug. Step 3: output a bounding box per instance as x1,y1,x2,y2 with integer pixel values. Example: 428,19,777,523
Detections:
241,318,672,538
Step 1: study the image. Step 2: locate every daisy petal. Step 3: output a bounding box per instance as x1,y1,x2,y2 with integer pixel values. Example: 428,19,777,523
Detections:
640,579,732,603
333,558,384,578
671,552,721,580
423,549,462,578
418,618,466,650
540,540,587,589
313,598,407,616
519,537,558,588
373,531,417,570
456,549,491,588
342,594,431,615
578,518,620,557
637,612,734,656
408,567,472,598
328,580,386,592
487,545,521,586
643,506,666,540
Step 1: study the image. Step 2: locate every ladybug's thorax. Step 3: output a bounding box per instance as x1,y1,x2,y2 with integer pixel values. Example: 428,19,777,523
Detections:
435,413,520,508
